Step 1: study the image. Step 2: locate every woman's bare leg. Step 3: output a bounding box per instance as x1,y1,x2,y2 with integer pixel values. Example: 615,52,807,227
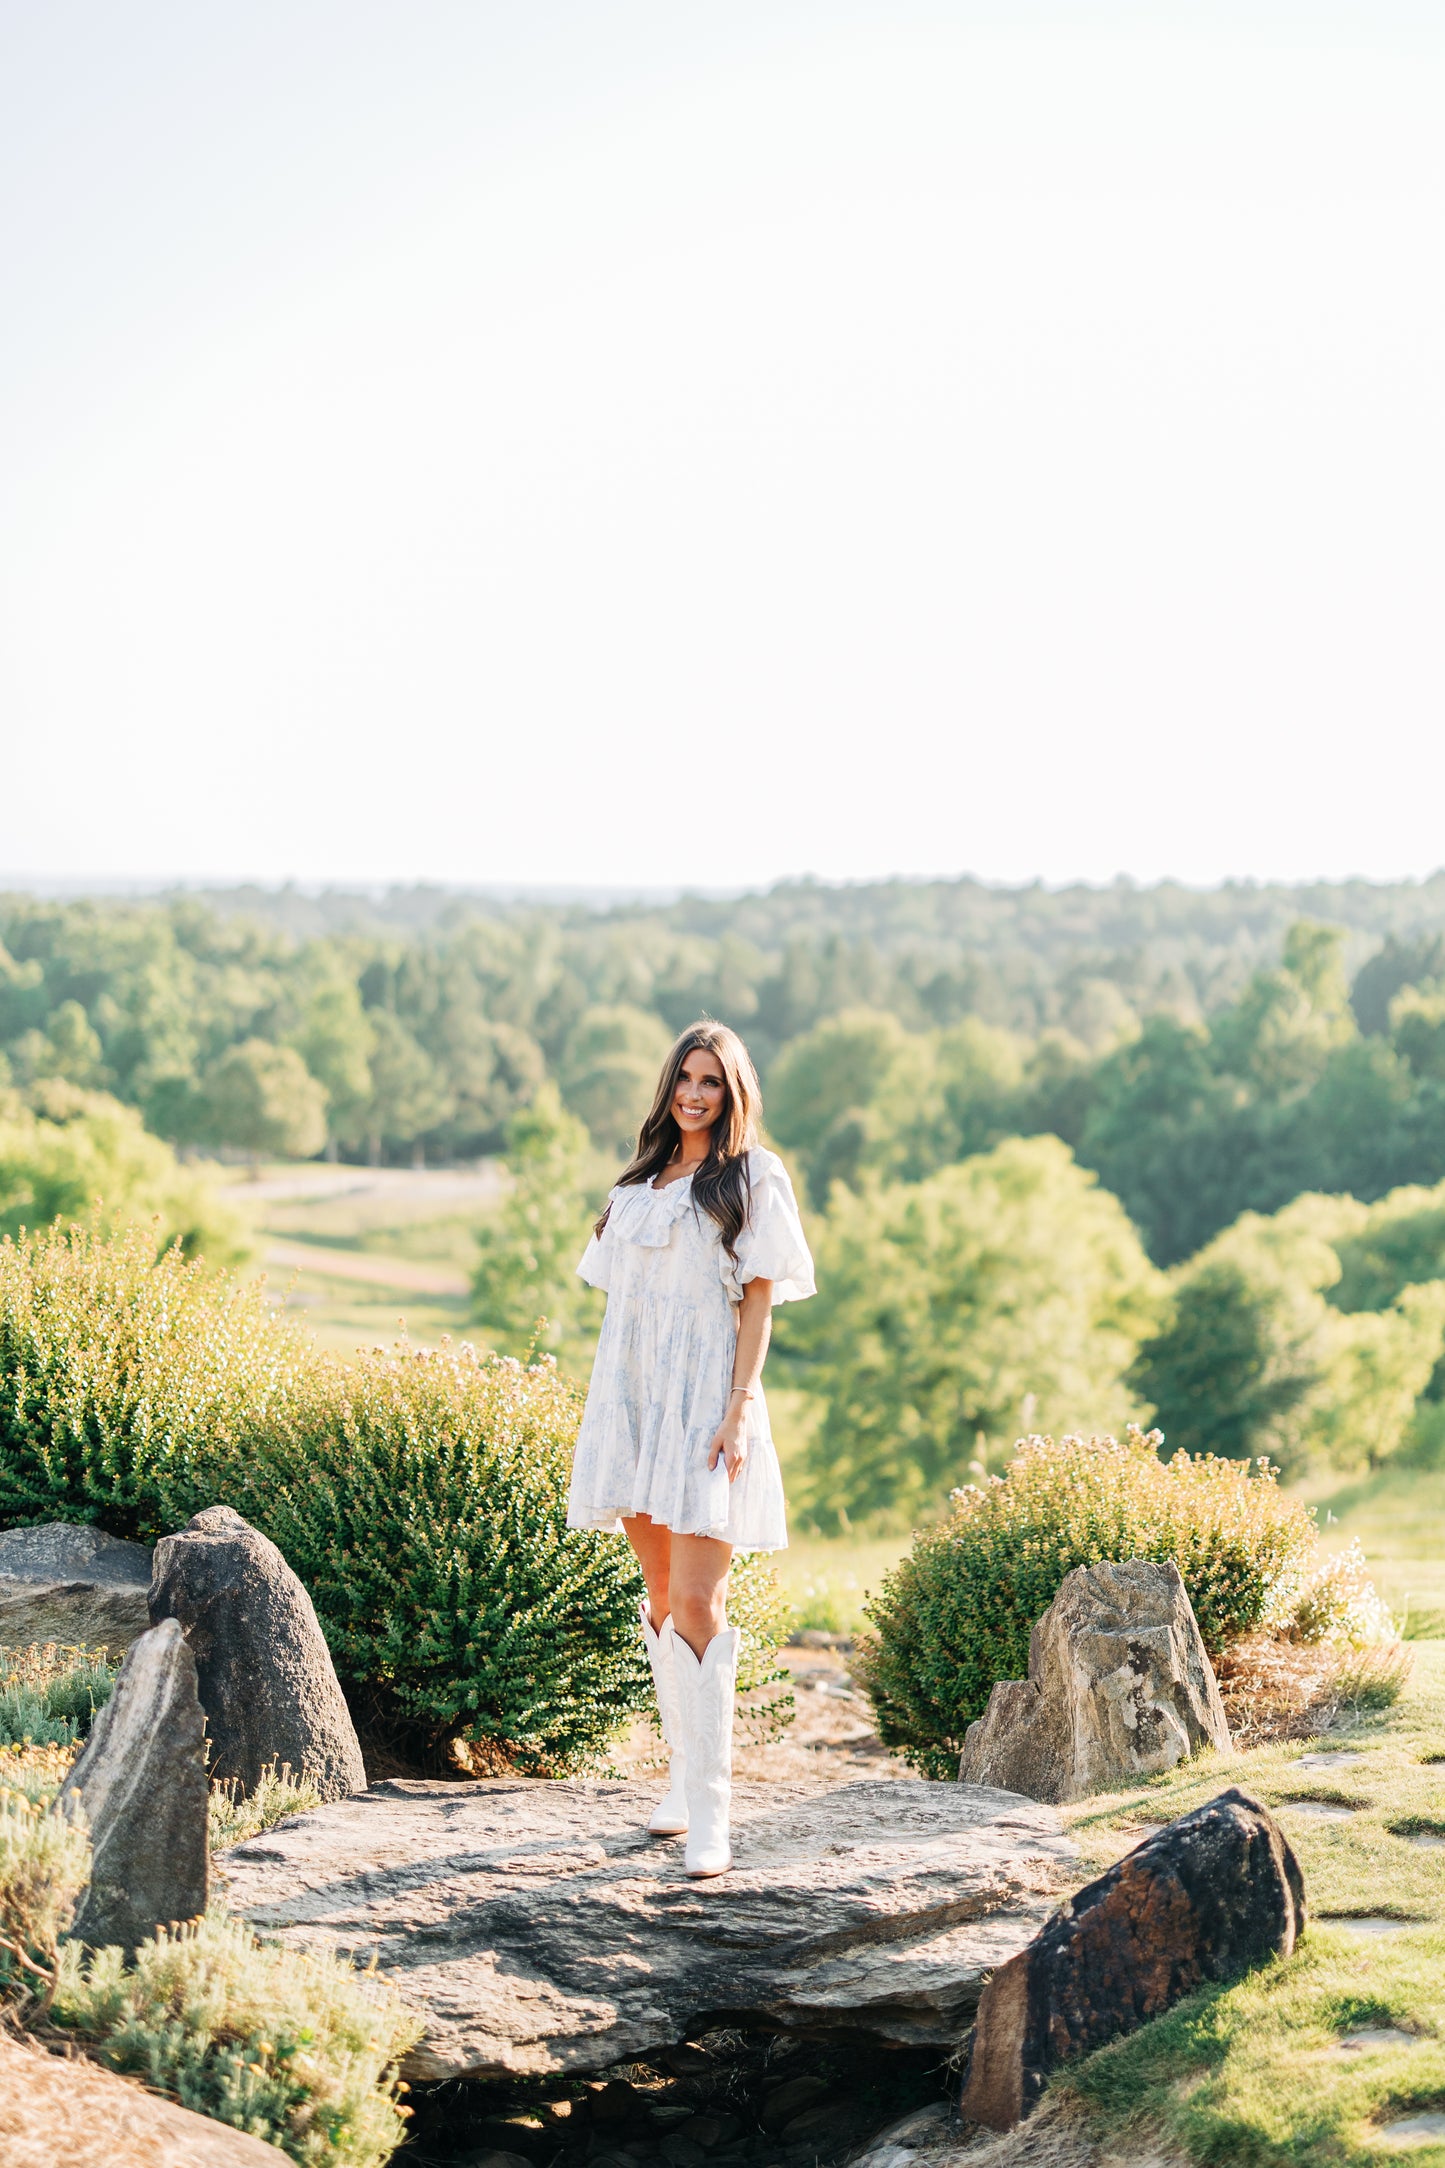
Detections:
622,1520,732,1653
623,1514,673,1626
668,1533,732,1657
624,1515,690,1834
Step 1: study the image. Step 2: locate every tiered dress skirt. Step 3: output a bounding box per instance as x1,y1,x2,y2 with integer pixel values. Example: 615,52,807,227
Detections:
565,1147,815,1554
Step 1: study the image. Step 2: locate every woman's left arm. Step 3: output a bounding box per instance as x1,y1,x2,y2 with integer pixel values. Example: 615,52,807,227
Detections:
708,1277,773,1482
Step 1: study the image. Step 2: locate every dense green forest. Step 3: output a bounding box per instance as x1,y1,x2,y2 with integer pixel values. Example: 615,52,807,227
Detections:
5,875,1445,1521
4,880,1445,1255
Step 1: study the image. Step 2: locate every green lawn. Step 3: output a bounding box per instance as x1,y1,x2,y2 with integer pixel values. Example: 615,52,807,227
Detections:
767,1529,912,1634
1313,1465,1445,1638
223,1163,489,1354
759,1384,913,1632
261,1278,473,1354
1046,1642,1445,2164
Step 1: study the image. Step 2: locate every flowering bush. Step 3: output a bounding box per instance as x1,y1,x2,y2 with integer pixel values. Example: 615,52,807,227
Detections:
1290,1539,1397,1646
855,1426,1321,1778
0,1220,301,1542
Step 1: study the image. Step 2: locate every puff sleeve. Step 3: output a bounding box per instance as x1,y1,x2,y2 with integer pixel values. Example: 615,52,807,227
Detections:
576,1191,617,1291
729,1150,816,1304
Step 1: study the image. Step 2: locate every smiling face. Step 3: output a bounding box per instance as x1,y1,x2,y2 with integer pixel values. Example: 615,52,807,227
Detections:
671,1045,728,1144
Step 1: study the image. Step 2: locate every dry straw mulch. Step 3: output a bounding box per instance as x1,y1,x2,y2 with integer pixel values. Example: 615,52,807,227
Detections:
1214,1634,1412,1747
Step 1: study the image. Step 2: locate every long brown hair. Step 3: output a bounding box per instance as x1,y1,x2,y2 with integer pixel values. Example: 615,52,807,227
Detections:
595,1020,762,1259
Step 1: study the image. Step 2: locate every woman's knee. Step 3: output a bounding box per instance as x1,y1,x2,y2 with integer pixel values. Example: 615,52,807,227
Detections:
671,1586,727,1648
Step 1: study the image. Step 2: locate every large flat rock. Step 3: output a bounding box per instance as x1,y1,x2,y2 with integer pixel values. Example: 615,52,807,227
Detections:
0,2028,288,2166
0,1522,153,1652
221,1776,1077,2080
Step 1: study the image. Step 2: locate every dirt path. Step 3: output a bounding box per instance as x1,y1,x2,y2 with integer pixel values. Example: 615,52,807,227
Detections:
243,1165,502,1208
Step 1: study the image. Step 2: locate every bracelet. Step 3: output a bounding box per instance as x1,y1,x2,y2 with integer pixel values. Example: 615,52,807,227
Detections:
729,1386,755,1401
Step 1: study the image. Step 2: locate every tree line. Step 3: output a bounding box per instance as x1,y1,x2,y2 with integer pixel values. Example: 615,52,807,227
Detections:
3,882,1445,1184
5,881,1445,1526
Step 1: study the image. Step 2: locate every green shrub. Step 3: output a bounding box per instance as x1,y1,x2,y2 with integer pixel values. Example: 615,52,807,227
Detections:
722,1544,793,1734
217,1340,657,1773
855,1426,1320,1778
0,1220,304,1542
0,1643,116,1750
53,1913,421,2168
0,1222,787,1772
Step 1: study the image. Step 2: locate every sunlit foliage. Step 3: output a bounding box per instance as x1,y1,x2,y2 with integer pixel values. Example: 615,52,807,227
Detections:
855,1426,1321,1778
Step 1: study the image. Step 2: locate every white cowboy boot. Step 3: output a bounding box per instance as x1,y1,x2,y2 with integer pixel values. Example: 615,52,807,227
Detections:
639,1601,689,1837
670,1622,740,1878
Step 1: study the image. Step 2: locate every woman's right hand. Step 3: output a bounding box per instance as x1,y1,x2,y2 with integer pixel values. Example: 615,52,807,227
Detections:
708,1409,751,1483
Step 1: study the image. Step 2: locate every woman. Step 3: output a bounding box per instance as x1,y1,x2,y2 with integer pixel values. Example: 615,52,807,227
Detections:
567,1021,814,1878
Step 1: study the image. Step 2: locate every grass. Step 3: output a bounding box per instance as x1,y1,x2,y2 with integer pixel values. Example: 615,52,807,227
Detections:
765,1384,918,1633
0,1649,320,1852
1312,1464,1445,1637
224,1163,490,1353
1049,1641,1445,2164
0,1644,116,1752
769,1529,914,1635
262,1277,471,1355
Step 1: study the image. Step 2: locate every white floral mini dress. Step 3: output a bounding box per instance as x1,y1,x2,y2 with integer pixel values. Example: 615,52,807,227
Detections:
566,1145,814,1553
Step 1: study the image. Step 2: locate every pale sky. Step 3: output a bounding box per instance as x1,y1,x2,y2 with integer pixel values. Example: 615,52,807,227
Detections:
2,2,1441,892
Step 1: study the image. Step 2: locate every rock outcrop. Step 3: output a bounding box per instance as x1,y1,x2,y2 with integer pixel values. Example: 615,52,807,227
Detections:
221,1775,1079,2079
0,2028,290,2166
0,1522,153,1652
59,1617,210,1954
959,1786,1305,2131
149,1506,365,1801
958,1559,1232,1804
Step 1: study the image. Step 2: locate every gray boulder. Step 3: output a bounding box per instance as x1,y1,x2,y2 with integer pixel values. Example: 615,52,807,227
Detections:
958,1559,1232,1804
0,1522,153,1652
150,1505,365,1801
59,1618,209,1953
960,1786,1304,2129
221,1774,1080,2079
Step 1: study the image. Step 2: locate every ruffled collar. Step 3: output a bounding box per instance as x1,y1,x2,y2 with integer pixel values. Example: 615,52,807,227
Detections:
610,1173,698,1247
